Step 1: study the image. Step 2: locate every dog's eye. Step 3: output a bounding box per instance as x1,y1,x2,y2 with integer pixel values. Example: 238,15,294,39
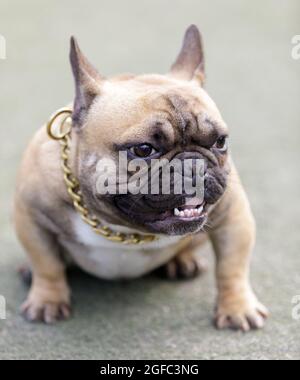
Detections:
130,144,157,158
213,136,228,152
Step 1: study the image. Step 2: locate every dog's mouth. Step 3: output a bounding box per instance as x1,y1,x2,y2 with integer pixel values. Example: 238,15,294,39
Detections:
154,198,207,222
114,196,208,235
172,198,207,220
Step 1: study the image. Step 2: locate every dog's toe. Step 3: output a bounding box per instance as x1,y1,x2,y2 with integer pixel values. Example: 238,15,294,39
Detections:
159,254,207,280
21,299,71,324
214,299,269,332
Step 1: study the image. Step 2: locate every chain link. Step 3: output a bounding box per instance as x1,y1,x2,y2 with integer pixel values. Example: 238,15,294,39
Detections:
47,108,156,245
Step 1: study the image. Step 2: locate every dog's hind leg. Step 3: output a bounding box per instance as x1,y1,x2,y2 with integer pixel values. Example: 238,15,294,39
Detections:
158,234,208,280
18,264,32,286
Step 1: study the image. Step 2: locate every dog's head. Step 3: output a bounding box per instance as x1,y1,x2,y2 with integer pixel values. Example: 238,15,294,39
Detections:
69,25,229,236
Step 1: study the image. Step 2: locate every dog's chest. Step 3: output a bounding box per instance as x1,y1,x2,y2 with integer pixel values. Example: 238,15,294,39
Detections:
62,214,181,280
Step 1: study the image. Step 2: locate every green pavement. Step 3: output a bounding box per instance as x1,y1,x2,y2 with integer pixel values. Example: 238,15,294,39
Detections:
0,0,299,359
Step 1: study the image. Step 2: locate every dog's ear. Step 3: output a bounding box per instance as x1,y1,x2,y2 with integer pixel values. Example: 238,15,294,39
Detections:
169,25,205,85
69,36,103,126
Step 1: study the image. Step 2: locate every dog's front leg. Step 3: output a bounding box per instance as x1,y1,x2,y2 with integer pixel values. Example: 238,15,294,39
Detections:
209,184,268,332
15,201,71,323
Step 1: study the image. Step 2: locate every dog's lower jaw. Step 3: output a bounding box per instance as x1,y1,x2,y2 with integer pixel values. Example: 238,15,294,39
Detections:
114,201,210,236
143,216,207,236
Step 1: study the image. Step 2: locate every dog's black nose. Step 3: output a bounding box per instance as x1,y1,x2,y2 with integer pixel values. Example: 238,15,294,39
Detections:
173,151,206,185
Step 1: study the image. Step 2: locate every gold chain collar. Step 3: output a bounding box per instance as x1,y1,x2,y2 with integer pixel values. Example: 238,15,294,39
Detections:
46,108,156,245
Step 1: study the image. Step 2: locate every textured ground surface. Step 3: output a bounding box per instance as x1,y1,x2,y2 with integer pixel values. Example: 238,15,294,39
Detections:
0,0,300,359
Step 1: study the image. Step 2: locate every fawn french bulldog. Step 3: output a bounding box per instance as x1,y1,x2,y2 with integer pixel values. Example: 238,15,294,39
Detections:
14,25,268,331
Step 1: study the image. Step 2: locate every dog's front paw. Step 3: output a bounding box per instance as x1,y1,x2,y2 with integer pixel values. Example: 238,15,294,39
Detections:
21,297,71,324
215,293,269,332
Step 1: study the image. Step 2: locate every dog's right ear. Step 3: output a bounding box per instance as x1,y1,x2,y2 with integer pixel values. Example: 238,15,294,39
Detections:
69,37,103,126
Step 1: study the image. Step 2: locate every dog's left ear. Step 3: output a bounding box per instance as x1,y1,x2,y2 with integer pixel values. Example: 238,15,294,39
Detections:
169,25,205,85
69,36,103,126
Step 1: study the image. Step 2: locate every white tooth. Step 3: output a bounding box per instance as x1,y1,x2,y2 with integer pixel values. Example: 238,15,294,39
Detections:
197,206,203,214
174,208,180,216
179,211,185,217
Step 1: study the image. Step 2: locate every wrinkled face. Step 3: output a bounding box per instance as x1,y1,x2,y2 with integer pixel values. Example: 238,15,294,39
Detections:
69,26,229,235
78,77,229,235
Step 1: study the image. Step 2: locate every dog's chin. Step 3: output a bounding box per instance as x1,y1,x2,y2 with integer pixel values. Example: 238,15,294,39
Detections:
144,214,208,235
115,201,209,236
